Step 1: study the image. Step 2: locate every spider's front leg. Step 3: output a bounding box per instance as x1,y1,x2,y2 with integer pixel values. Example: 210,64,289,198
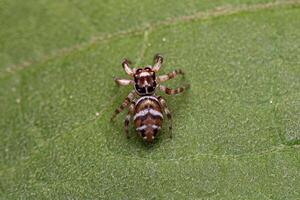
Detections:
158,69,185,82
152,54,164,72
122,59,134,76
158,96,172,138
113,77,134,86
124,103,135,138
111,90,136,121
159,84,190,95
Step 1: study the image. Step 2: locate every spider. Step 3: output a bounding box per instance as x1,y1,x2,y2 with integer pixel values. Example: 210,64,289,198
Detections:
111,54,189,143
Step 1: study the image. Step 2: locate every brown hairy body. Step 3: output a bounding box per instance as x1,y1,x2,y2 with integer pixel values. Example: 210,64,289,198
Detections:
111,54,189,143
133,96,163,143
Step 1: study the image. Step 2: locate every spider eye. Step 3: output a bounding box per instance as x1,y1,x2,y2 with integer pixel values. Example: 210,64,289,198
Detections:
144,67,151,71
136,68,142,73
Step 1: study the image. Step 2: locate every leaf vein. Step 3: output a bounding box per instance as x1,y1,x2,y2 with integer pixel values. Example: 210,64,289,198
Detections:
2,0,300,79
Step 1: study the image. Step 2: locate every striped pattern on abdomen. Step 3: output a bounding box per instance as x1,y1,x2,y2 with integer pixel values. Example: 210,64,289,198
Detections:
133,96,163,141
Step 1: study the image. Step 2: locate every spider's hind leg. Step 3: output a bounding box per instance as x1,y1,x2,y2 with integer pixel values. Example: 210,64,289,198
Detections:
124,103,135,138
158,96,172,138
111,90,136,121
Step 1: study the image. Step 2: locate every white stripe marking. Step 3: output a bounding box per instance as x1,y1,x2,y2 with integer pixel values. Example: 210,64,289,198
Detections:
152,125,161,130
136,125,147,131
149,109,163,119
135,96,160,105
133,110,148,120
136,125,161,131
133,109,163,120
140,72,151,77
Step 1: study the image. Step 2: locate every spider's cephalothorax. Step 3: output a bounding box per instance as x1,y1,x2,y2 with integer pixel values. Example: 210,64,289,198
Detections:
134,67,157,96
111,54,189,143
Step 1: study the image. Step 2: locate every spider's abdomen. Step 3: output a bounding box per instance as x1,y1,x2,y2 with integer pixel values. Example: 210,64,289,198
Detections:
133,96,163,142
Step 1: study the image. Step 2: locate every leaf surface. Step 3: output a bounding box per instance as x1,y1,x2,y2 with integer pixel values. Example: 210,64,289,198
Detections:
1,1,300,199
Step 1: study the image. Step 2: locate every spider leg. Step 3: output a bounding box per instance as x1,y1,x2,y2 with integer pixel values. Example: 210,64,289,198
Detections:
158,69,184,82
111,90,136,121
122,59,134,76
158,96,172,138
152,54,163,72
159,84,190,95
113,77,134,86
124,103,135,138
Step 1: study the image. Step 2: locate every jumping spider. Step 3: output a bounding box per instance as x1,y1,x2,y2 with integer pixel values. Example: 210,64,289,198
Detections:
111,54,189,143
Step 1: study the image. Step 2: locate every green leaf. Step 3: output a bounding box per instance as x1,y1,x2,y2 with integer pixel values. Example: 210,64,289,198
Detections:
1,1,300,199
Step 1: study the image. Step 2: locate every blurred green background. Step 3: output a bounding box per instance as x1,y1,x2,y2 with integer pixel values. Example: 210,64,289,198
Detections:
1,0,300,199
